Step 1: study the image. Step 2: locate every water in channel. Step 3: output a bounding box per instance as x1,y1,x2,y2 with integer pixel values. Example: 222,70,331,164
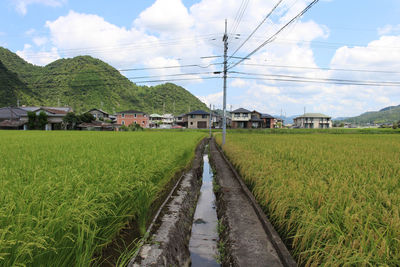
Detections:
189,148,220,267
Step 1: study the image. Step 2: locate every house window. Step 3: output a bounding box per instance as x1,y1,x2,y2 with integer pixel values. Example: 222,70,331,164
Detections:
190,115,195,118
202,114,207,119
134,114,137,118
122,120,125,125
243,113,248,118
234,113,240,118
134,121,137,124
142,121,145,124
122,113,125,118
144,114,147,117
190,122,193,125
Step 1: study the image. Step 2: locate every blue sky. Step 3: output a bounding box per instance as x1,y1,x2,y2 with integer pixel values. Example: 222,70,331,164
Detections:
1,0,400,117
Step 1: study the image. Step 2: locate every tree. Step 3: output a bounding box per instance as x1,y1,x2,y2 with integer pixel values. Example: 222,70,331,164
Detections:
27,111,37,130
63,112,79,130
37,111,48,130
79,112,95,123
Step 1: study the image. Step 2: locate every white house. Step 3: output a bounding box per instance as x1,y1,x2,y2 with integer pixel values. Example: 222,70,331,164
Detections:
293,113,332,129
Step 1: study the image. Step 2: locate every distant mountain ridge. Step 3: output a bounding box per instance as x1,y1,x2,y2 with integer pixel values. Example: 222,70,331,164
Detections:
0,47,208,114
338,105,400,124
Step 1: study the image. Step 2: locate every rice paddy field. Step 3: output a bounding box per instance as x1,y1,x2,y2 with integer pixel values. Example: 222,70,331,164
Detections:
216,132,400,266
0,130,205,267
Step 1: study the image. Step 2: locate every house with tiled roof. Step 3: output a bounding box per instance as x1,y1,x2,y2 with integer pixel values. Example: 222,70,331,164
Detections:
19,107,72,130
231,108,282,128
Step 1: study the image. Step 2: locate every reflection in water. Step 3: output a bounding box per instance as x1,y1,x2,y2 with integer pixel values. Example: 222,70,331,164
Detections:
189,150,220,267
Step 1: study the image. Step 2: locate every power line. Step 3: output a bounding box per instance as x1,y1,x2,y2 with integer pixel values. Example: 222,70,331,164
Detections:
15,63,223,79
230,71,400,85
228,0,284,61
229,76,400,87
241,63,400,74
18,34,220,58
228,0,320,70
128,71,217,80
132,77,220,84
19,71,219,88
230,0,250,36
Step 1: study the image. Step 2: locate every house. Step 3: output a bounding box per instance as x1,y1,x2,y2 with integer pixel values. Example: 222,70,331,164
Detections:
187,110,210,129
293,113,332,129
0,119,26,130
261,113,276,128
116,110,149,128
162,114,174,125
274,118,284,128
175,114,187,127
149,114,163,128
19,107,71,130
0,107,27,122
231,108,251,128
249,110,264,128
88,108,110,121
77,121,120,131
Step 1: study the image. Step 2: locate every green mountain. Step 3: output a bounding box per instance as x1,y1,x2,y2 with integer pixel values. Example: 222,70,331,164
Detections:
0,47,208,114
341,105,400,124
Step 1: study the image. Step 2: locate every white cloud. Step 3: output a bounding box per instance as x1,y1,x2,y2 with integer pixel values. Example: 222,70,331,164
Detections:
197,91,223,107
134,0,194,34
33,36,47,46
17,44,60,65
12,0,66,15
378,24,400,36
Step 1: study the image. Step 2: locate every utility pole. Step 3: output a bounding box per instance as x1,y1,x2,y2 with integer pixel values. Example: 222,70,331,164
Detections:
222,19,228,146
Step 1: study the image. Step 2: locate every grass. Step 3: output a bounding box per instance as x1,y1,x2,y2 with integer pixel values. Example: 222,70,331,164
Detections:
0,130,205,267
216,132,400,266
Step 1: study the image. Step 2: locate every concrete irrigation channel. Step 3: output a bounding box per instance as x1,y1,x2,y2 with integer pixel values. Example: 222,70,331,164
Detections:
129,138,296,267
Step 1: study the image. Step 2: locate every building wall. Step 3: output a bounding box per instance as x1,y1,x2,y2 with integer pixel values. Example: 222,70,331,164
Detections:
232,121,251,129
263,118,275,128
231,112,250,122
294,117,332,128
117,113,149,128
188,114,210,129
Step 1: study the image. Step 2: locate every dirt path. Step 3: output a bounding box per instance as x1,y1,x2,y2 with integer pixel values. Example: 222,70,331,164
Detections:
210,139,296,267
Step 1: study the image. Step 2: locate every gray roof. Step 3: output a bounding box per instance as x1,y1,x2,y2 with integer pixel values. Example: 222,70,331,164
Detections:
232,108,251,113
295,113,331,119
0,107,27,120
261,113,274,119
187,110,210,115
250,116,263,122
20,107,72,113
116,110,146,114
88,108,109,115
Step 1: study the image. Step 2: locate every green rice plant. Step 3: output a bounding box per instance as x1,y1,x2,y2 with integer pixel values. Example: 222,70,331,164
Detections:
0,130,205,266
216,133,400,266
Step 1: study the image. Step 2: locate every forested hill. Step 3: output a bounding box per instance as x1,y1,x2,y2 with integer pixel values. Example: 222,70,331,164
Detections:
340,105,400,124
0,47,208,114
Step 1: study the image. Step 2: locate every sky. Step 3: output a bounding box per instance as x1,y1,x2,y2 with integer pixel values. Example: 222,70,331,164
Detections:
1,0,400,117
